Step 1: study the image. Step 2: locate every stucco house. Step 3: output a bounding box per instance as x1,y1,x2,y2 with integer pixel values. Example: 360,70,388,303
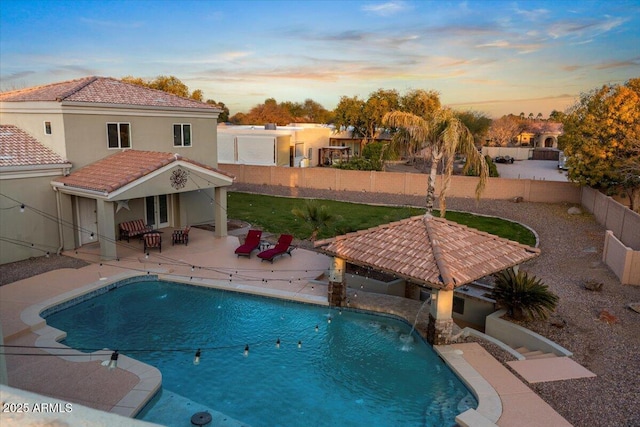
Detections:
0,76,233,264
515,121,563,148
217,122,331,167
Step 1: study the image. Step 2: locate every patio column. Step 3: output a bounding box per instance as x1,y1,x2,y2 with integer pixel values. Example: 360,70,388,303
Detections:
427,288,454,345
96,199,117,260
214,187,227,237
328,256,346,307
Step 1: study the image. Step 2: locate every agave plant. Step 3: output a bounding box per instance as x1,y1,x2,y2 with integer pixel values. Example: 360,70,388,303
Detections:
491,267,559,321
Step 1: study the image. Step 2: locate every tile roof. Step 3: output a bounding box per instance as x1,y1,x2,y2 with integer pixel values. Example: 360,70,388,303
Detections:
0,76,220,110
314,214,540,289
54,150,234,194
0,125,68,167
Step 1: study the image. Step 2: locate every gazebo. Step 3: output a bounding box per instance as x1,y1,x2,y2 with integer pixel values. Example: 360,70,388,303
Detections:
314,214,540,345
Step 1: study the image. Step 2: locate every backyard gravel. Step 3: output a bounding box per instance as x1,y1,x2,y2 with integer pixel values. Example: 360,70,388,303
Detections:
2,181,638,426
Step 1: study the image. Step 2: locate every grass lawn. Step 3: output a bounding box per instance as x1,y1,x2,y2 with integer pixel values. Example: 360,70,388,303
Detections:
227,192,537,246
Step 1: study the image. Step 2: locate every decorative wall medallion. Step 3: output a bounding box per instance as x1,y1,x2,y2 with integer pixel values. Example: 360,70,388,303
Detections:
170,168,189,189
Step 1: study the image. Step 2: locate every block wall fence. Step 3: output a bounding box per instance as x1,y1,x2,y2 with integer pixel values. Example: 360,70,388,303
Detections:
218,164,582,204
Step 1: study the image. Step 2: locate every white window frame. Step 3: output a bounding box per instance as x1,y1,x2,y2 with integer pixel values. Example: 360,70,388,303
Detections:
43,121,52,135
173,123,192,147
106,122,131,149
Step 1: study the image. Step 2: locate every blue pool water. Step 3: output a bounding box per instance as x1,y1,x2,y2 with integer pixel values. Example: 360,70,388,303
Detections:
45,280,476,426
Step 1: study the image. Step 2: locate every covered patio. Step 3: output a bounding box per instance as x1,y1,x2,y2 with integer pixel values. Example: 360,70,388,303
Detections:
51,150,234,261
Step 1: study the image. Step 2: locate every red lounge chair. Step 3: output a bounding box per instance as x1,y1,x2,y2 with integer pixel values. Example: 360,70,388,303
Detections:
143,232,162,253
235,229,263,258
257,234,294,263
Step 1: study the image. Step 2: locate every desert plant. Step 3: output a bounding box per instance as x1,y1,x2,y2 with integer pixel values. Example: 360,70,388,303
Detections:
291,199,337,241
491,267,559,321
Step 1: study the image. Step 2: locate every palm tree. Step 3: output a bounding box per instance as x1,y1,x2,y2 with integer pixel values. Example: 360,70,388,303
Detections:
383,108,489,216
291,199,336,241
491,268,559,321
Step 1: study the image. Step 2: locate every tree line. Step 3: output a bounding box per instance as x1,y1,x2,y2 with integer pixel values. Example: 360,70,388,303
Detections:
122,75,640,212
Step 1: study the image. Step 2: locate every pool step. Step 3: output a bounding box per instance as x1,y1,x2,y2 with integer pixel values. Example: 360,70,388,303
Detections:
513,346,558,360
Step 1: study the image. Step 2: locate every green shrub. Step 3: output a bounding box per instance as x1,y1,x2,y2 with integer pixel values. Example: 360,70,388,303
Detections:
465,155,498,177
490,267,559,321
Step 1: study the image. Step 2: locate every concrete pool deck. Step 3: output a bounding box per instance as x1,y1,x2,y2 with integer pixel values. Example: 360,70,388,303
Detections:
0,227,571,426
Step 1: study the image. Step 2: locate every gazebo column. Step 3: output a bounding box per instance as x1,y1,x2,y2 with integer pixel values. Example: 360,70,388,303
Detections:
96,199,117,260
214,187,227,237
328,257,346,307
427,288,454,345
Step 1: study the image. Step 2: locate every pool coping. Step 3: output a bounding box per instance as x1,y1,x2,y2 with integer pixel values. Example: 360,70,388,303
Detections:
20,273,500,423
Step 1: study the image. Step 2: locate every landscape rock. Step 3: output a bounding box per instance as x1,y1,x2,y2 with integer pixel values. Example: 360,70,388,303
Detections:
567,206,582,215
584,280,604,291
598,309,619,324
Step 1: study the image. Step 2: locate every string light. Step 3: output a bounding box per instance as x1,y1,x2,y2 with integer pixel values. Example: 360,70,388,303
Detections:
193,349,201,365
90,232,94,240
20,204,25,213
244,344,249,357
298,341,302,349
276,338,280,349
315,325,319,332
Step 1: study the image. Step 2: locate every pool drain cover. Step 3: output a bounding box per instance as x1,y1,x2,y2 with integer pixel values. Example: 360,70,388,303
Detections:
191,411,212,426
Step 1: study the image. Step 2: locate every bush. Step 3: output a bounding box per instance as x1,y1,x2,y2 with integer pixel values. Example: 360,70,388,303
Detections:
490,267,558,321
465,155,499,177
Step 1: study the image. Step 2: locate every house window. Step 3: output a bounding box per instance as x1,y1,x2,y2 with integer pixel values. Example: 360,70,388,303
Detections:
44,121,52,135
173,124,191,147
107,123,131,148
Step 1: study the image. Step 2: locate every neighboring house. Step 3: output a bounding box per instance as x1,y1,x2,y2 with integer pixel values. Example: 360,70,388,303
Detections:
217,123,331,167
515,121,563,148
0,77,233,263
329,129,392,158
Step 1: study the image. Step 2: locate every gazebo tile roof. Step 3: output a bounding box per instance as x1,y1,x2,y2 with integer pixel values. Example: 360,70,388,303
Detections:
315,214,539,289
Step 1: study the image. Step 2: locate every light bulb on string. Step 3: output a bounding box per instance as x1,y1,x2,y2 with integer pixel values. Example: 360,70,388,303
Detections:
193,349,201,365
298,341,302,349
244,344,249,357
315,325,319,332
276,338,280,349
45,252,50,258
20,204,25,213
90,232,94,240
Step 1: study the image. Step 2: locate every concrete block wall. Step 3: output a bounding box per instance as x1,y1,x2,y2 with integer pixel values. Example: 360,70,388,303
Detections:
219,164,582,203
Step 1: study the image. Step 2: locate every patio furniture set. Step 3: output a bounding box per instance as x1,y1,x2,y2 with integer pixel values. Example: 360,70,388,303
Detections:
235,230,295,263
119,220,191,254
120,221,293,262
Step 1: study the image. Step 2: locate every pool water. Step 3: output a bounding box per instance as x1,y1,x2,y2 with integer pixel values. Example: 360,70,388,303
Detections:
45,280,476,426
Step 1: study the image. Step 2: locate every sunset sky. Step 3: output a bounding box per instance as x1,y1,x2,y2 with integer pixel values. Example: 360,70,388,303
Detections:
1,0,638,118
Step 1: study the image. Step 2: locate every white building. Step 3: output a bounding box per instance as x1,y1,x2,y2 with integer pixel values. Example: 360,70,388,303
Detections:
217,123,332,167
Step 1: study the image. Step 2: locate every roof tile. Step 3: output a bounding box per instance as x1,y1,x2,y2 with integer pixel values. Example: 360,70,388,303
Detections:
0,125,68,167
315,214,540,289
0,76,220,111
54,150,233,194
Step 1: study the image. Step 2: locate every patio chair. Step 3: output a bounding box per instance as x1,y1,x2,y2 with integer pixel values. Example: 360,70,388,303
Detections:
172,226,191,246
143,232,162,253
234,229,263,258
257,234,294,263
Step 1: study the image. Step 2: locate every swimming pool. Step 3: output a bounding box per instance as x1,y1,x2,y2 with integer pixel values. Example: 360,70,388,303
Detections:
45,279,476,426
